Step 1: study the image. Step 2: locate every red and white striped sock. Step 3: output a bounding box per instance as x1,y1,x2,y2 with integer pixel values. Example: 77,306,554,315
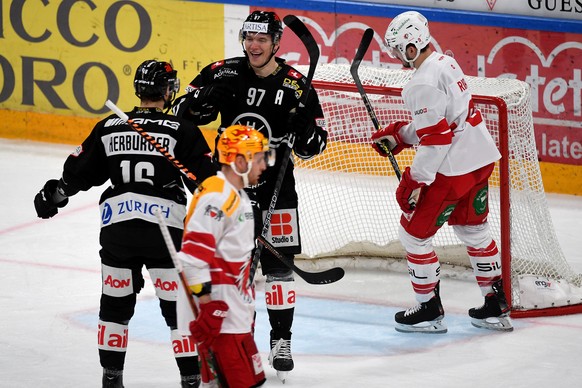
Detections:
406,251,441,303
467,240,502,296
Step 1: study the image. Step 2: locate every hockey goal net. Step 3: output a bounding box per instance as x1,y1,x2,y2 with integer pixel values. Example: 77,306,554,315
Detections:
293,63,582,318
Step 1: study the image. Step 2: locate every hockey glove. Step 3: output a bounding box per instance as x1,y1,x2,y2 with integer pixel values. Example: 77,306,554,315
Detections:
371,121,411,156
194,83,235,110
34,179,69,219
189,300,229,349
396,167,424,213
172,84,234,123
286,106,316,141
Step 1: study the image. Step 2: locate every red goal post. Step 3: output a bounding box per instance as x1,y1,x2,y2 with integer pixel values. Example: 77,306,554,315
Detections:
293,63,582,318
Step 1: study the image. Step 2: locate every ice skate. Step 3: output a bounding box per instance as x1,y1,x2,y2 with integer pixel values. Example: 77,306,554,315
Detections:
469,280,513,331
269,331,294,383
180,374,201,388
102,368,124,388
394,282,447,334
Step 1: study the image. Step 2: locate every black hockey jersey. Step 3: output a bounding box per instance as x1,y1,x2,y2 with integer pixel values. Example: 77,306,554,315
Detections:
175,57,327,209
58,107,217,259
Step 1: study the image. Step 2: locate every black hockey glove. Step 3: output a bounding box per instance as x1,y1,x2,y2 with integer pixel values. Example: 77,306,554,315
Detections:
172,84,234,123
286,107,316,140
34,179,69,219
172,93,218,124
194,83,235,110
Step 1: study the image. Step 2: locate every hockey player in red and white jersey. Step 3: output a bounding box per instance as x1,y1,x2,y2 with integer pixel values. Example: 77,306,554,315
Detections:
177,125,273,387
371,11,513,333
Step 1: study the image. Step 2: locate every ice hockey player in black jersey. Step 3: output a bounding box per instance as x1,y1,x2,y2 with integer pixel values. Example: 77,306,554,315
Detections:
34,60,217,388
173,10,328,383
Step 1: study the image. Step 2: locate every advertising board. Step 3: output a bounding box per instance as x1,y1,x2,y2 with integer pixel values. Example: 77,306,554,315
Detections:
0,1,579,192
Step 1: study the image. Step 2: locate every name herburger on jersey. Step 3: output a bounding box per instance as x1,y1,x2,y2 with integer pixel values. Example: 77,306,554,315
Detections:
102,117,179,156
102,132,175,156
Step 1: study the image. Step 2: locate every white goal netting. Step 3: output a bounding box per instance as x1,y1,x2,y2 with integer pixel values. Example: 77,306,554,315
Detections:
293,64,582,315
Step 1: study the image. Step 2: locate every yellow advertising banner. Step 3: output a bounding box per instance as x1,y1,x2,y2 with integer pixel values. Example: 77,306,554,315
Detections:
0,1,578,194
1,0,224,117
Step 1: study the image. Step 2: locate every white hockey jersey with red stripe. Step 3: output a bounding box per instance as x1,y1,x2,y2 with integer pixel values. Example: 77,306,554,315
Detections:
398,52,501,185
176,172,256,336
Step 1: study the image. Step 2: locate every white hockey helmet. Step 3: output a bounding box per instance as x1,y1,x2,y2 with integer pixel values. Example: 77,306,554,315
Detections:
384,11,431,64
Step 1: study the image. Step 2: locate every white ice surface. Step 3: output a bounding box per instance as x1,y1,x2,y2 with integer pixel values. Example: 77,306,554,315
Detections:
1,139,581,387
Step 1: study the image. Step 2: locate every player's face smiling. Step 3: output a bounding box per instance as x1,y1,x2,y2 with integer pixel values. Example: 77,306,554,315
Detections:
244,33,275,68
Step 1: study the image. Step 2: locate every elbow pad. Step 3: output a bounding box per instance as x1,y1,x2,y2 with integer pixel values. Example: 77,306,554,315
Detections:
189,281,212,297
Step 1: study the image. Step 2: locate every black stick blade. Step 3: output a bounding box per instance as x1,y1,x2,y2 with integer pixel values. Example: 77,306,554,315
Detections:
283,14,320,63
296,266,345,285
283,14,320,99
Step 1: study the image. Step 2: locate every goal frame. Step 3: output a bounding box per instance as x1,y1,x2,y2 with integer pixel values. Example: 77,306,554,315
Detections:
310,79,582,319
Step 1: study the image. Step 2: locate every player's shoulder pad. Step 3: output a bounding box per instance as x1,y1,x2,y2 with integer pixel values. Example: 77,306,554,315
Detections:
282,62,306,81
224,57,246,66
206,57,245,73
277,63,309,102
197,175,241,218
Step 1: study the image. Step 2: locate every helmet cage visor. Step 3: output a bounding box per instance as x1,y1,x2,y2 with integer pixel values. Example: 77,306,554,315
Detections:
167,74,180,94
385,43,405,60
263,149,276,167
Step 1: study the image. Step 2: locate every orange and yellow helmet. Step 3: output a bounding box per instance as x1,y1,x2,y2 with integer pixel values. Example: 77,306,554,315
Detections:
216,125,271,165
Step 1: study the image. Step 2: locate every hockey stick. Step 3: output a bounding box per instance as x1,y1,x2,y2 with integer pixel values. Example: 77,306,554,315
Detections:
350,28,402,180
154,211,226,387
257,235,344,285
247,15,345,286
247,131,296,286
283,14,319,108
105,99,342,285
154,210,199,316
104,100,199,183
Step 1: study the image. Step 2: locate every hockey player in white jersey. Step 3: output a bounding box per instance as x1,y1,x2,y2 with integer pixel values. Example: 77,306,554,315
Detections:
177,125,273,387
371,11,513,333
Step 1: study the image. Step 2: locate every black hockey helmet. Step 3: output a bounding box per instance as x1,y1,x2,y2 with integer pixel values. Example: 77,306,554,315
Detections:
133,60,180,101
239,10,283,44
